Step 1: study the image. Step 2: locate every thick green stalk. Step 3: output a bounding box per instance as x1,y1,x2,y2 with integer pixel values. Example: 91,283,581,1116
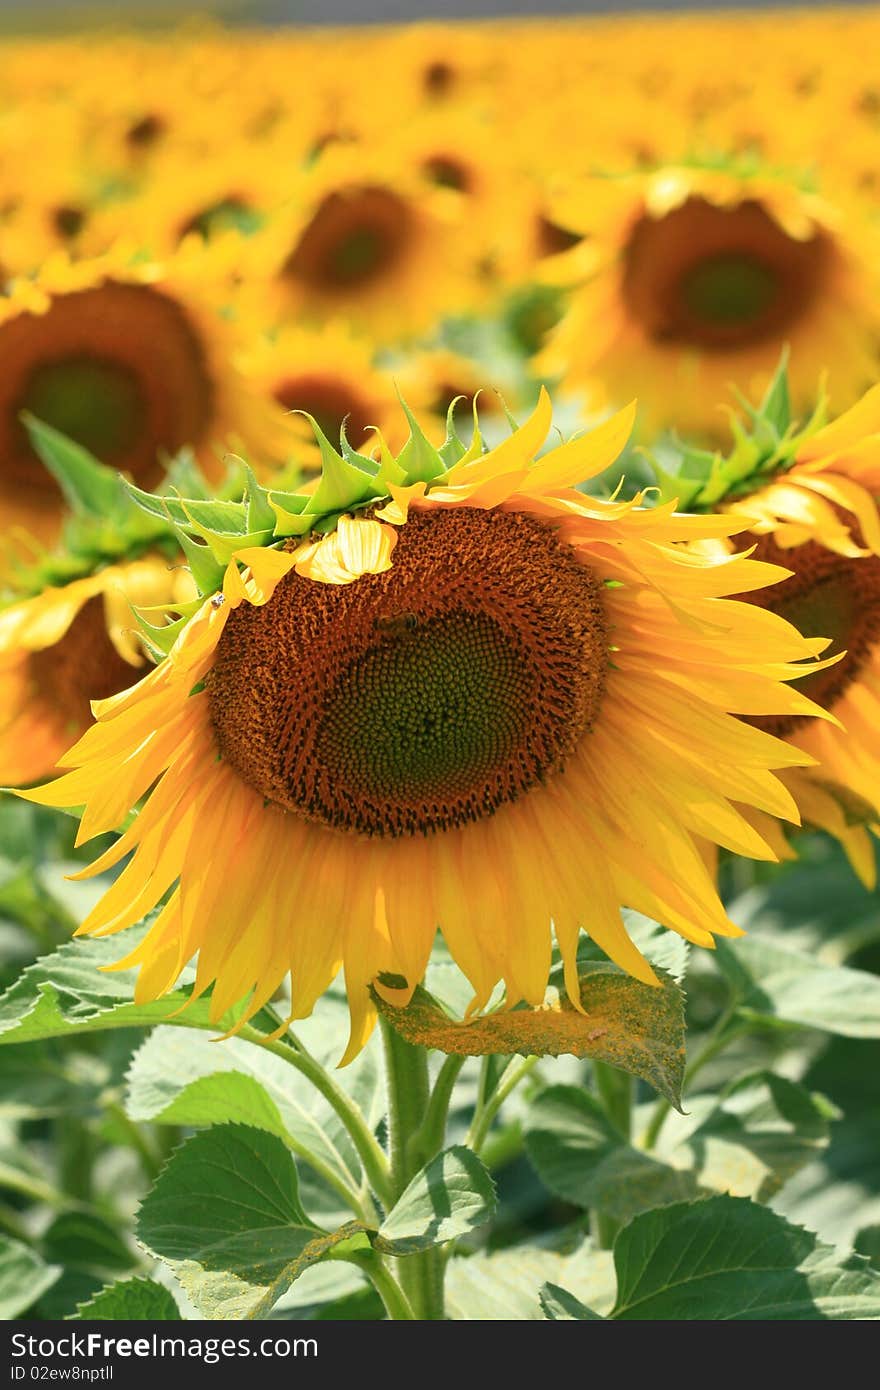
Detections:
350,1251,416,1321
105,1102,162,1182
380,1019,446,1320
409,1054,466,1169
594,1061,632,1141
591,1061,633,1248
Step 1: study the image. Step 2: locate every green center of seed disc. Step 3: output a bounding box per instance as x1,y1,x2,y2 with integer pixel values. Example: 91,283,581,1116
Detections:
680,253,779,325
317,611,533,817
22,357,145,462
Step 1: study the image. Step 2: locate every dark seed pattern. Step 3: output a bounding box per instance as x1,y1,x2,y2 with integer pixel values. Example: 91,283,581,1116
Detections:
209,507,608,838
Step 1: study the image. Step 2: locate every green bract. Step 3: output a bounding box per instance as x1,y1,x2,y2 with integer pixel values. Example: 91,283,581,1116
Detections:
648,353,829,510
3,416,185,601
122,398,487,603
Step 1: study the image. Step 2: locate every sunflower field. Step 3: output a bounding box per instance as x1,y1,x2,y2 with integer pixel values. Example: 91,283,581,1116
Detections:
1,5,880,1338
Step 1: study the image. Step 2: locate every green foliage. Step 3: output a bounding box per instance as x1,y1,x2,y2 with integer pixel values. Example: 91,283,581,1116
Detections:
445,1241,615,1320
6,418,179,595
543,1197,880,1320
71,1276,181,1321
44,1211,134,1272
0,814,877,1320
525,1086,698,1223
0,1236,61,1317
0,925,275,1044
137,1124,370,1319
716,935,880,1036
375,1148,496,1254
525,1069,837,1232
126,1025,380,1215
659,1071,837,1200
647,354,828,510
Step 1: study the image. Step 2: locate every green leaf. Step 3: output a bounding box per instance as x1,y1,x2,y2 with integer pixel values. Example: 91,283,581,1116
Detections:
773,1037,880,1248
445,1240,616,1321
375,962,685,1107
70,1277,181,1321
665,1071,836,1202
528,1071,837,1229
43,1212,136,1275
725,845,880,963
267,494,316,538
178,506,270,565
540,1283,603,1319
126,1026,377,1210
270,1259,367,1319
855,1225,880,1271
608,1196,880,1320
0,1040,107,1118
180,497,251,535
375,1148,496,1254
0,925,272,1045
245,467,277,535
716,936,880,1036
525,1087,698,1225
123,481,191,527
0,1236,61,1318
137,1124,370,1319
22,414,127,519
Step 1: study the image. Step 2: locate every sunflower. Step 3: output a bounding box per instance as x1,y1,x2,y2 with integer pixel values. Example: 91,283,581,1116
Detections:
0,242,292,551
84,146,281,259
717,386,880,886
374,22,499,108
386,104,532,290
538,165,880,440
243,322,406,466
240,144,479,341
0,556,194,787
18,392,834,1060
0,110,95,276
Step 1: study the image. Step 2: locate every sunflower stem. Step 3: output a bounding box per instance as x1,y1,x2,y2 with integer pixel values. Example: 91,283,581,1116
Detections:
104,1101,163,1182
350,1251,417,1321
591,1061,633,1249
593,1060,632,1140
466,1055,540,1155
238,1025,393,1211
409,1054,466,1168
380,1019,446,1320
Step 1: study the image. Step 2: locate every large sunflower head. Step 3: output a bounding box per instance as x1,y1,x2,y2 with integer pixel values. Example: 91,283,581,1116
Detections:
19,392,833,1060
0,242,293,553
657,367,880,886
538,164,880,439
